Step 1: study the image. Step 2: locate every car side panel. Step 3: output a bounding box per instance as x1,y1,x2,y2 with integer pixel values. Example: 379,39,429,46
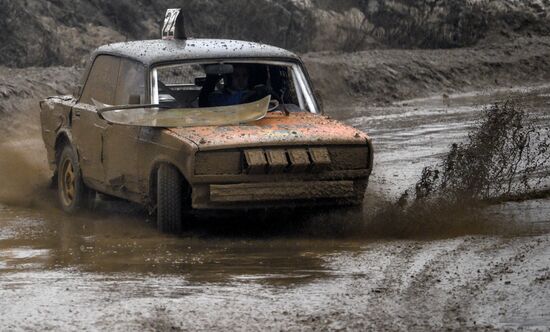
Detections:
102,124,141,194
39,96,76,171
71,102,107,186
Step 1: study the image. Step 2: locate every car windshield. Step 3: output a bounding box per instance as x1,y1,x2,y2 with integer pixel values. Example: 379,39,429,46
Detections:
151,60,319,114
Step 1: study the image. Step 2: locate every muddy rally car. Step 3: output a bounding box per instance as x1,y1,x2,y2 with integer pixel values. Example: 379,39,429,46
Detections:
39,9,373,233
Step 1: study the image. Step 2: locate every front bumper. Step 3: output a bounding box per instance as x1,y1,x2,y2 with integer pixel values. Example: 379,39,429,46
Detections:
191,179,367,210
188,143,373,210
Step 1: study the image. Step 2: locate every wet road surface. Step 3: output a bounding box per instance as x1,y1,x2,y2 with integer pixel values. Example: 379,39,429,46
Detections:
0,86,549,330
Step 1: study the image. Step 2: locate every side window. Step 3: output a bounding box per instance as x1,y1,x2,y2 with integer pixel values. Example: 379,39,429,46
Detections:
114,59,146,105
80,55,120,105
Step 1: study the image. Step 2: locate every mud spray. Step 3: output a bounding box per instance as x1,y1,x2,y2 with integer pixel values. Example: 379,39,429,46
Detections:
0,100,53,208
305,99,550,239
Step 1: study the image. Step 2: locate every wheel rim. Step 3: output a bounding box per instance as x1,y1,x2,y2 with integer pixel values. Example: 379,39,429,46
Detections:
60,158,76,207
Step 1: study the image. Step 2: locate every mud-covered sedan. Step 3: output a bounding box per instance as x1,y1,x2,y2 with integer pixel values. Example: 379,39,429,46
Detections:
39,10,373,233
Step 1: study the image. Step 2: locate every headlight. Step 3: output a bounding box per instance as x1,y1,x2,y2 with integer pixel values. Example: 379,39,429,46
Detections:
329,146,369,170
195,151,242,175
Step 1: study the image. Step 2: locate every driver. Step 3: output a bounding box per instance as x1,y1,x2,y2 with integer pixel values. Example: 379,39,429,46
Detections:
202,65,253,107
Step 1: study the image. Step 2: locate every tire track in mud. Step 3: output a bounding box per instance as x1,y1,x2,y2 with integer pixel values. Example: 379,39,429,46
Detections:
296,239,474,330
441,236,550,329
397,237,498,329
392,236,550,330
316,242,402,330
360,239,465,330
310,235,550,330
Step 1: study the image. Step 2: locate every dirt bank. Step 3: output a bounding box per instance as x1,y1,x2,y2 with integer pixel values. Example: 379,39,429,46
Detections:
306,36,550,105
0,66,80,115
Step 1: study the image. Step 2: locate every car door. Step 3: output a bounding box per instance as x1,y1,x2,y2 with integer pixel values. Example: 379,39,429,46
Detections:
101,58,146,194
72,55,120,187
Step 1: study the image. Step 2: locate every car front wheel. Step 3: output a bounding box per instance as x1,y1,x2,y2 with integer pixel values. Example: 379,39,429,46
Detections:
156,164,183,234
57,145,95,213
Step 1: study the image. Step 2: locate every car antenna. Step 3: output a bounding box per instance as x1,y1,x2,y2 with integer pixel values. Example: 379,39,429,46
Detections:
161,8,187,40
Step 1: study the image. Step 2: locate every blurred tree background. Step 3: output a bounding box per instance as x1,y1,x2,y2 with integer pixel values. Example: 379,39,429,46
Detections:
1,0,549,67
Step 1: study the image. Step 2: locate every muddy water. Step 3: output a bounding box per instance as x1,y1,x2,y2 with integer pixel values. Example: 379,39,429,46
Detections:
344,85,550,198
0,87,549,330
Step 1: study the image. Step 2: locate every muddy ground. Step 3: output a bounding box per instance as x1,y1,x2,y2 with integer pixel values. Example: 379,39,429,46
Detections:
0,44,549,329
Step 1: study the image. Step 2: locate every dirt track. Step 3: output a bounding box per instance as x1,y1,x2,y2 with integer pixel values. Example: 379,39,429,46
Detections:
0,82,549,330
1,30,550,329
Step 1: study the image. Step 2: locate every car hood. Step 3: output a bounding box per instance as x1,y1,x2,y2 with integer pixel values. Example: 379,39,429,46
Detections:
166,112,369,150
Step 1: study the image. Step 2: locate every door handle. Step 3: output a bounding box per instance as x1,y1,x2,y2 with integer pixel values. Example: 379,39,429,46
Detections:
74,109,81,117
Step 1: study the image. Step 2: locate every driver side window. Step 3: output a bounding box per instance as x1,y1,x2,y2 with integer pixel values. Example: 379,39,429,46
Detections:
80,55,120,105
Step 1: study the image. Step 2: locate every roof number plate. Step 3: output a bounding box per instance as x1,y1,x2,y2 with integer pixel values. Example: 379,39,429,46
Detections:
162,8,186,40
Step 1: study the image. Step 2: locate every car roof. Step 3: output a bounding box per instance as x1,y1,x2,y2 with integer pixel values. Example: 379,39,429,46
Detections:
93,38,300,66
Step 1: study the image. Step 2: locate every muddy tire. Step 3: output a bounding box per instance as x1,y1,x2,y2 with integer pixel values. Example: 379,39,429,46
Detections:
57,145,95,213
156,164,183,234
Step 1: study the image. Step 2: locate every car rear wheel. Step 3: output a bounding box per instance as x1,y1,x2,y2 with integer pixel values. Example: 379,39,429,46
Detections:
156,164,183,234
57,145,95,213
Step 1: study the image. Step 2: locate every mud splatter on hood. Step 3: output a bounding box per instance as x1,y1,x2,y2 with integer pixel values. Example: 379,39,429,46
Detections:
166,112,369,150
